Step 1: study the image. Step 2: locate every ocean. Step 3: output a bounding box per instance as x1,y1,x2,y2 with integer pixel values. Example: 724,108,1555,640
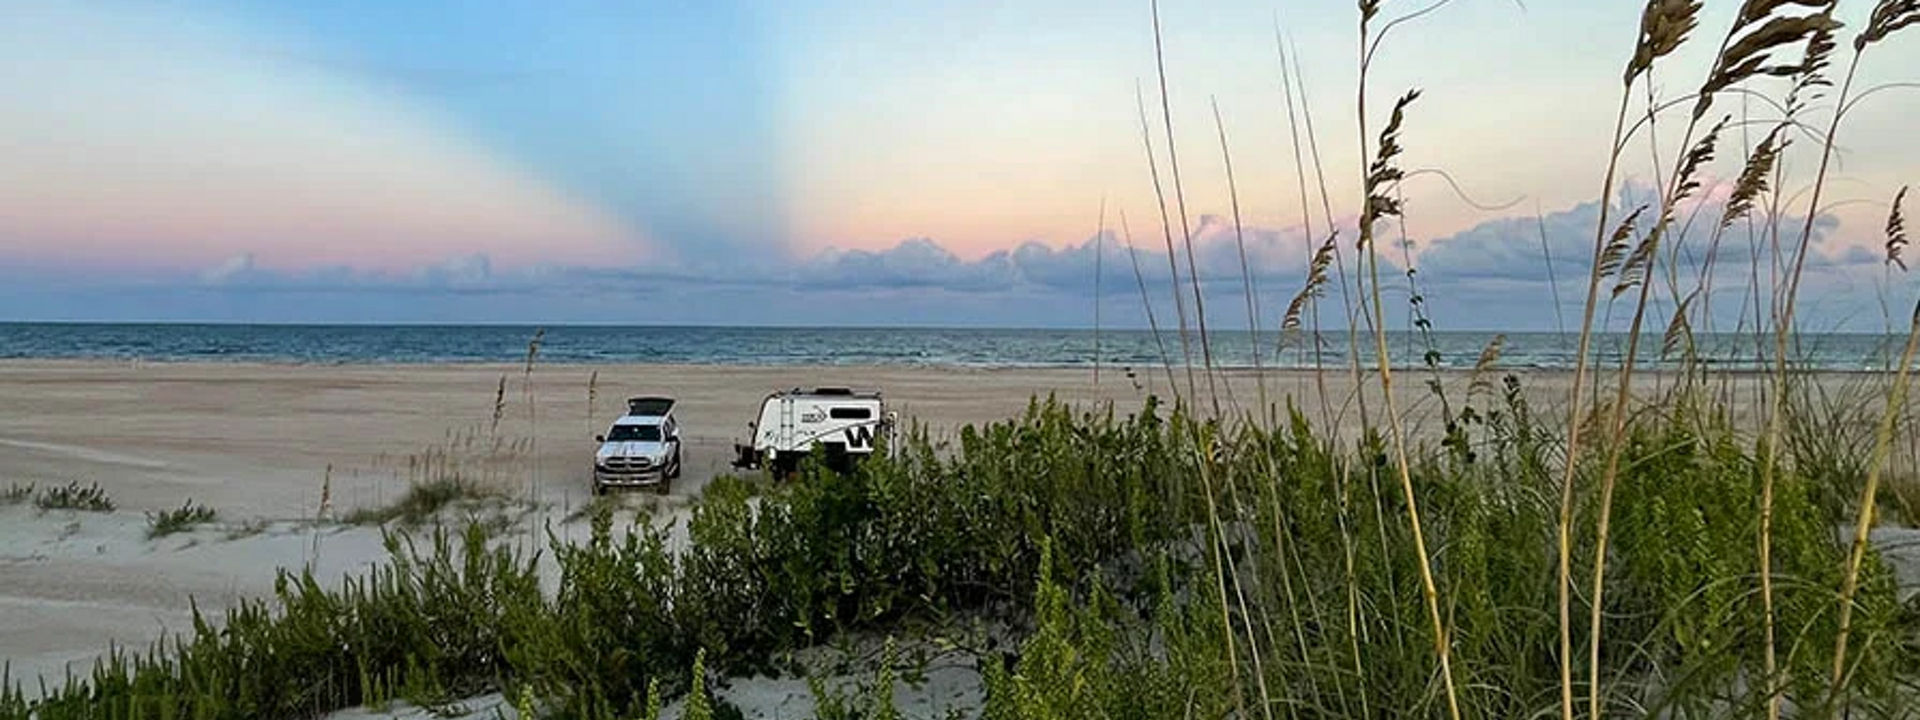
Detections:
0,323,1907,372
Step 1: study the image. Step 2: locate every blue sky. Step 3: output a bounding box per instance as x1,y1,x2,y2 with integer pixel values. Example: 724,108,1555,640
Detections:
1,0,1915,329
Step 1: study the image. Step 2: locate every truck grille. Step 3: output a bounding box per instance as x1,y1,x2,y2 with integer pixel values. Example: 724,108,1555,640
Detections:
602,457,653,472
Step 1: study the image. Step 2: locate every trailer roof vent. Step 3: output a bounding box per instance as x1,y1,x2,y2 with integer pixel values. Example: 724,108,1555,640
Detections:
812,387,855,396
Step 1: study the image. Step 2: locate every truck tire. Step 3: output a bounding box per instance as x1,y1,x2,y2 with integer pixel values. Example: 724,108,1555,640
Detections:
592,480,607,497
667,448,683,480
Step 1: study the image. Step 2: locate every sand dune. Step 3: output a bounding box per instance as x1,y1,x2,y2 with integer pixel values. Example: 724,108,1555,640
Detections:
0,359,1889,703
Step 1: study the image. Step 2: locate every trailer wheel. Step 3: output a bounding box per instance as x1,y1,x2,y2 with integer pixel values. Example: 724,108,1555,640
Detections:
771,455,800,482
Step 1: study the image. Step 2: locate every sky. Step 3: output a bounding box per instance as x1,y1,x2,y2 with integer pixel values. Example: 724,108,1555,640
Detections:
1,0,1916,330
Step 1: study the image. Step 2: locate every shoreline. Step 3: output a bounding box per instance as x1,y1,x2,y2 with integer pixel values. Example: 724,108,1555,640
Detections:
1,357,1906,374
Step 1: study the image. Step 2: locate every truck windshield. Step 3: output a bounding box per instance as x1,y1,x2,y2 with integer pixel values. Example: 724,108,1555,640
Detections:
607,424,662,442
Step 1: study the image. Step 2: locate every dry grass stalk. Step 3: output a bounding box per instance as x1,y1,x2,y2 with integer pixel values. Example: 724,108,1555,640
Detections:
523,328,544,375
1093,197,1107,387
1831,297,1920,707
1190,437,1251,716
1135,82,1197,401
1557,4,1713,713
1558,165,1640,720
523,328,545,508
1150,10,1248,709
490,375,508,439
1274,31,1336,424
1275,32,1366,709
1588,102,1729,720
1120,210,1180,394
586,370,599,438
1354,72,1460,718
1535,208,1571,336
1150,0,1222,414
1212,98,1267,419
1293,42,1377,433
1664,290,1701,361
1202,434,1279,720
319,464,333,522
1696,125,1787,346
1761,6,1903,714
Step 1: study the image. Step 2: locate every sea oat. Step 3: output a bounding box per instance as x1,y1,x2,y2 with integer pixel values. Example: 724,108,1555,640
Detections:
1721,125,1786,230
1598,205,1650,280
1887,186,1910,271
1627,0,1703,84
1283,237,1337,334
1857,0,1920,49
1467,334,1507,396
1696,2,1841,120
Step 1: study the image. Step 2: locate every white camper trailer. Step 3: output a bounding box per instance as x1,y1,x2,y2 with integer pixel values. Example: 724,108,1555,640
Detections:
732,387,895,476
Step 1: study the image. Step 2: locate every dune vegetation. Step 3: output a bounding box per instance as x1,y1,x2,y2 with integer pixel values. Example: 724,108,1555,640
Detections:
7,0,1920,718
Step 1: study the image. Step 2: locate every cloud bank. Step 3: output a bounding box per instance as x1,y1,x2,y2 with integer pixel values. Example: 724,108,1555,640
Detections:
3,191,1906,331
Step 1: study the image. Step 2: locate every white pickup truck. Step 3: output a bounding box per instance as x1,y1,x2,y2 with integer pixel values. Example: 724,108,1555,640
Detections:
592,396,683,495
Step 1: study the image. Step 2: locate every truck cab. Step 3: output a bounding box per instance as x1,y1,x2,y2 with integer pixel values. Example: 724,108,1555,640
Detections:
593,396,682,494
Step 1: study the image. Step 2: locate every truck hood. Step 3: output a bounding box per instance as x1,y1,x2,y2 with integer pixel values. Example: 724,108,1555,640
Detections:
597,441,669,461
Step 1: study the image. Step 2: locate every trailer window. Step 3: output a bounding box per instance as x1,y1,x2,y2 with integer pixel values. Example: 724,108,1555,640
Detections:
829,407,874,420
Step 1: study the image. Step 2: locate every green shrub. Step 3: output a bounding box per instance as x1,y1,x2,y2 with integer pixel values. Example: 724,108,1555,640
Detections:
23,524,541,720
343,477,501,527
35,481,113,512
1,483,32,506
147,499,217,539
0,664,25,720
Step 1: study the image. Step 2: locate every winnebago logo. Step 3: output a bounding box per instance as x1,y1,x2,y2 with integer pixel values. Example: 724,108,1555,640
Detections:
843,425,875,449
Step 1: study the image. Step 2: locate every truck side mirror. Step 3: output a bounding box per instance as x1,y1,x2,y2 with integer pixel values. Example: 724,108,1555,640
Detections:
595,434,605,443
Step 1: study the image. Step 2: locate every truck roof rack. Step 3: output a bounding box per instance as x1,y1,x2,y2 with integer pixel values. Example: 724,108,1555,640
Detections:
625,396,676,416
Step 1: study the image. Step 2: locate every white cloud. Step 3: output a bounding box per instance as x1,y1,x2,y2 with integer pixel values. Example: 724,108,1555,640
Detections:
199,253,260,285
